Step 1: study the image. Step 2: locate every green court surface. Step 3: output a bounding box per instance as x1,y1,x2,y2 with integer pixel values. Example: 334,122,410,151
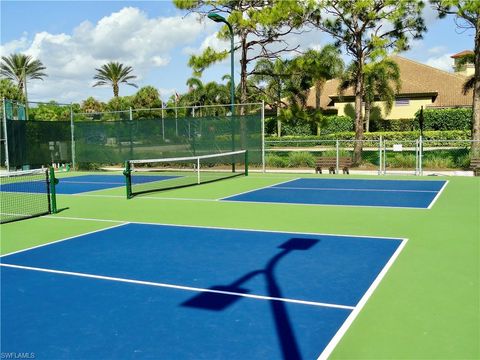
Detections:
1,172,478,359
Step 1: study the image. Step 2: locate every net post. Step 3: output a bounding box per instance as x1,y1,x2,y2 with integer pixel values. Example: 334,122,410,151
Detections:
197,158,200,184
124,160,132,199
49,167,58,214
245,150,249,176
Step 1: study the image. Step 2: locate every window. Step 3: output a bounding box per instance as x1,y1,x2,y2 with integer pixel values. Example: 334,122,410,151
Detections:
395,98,410,106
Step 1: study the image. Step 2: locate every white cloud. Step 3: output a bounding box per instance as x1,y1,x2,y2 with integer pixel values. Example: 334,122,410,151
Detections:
425,54,454,72
1,7,207,102
427,46,447,55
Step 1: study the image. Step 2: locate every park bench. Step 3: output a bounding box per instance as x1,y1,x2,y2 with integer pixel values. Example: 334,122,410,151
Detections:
470,158,480,176
315,157,352,174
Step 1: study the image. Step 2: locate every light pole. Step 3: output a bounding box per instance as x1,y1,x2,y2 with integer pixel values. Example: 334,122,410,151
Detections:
207,13,235,116
208,12,236,171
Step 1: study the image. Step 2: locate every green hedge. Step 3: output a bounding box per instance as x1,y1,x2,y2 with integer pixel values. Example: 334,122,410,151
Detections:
370,118,416,132
266,130,472,147
414,108,472,131
320,115,354,134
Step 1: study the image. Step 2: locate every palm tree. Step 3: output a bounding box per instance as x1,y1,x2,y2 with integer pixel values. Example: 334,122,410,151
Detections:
1,53,47,119
297,45,344,111
455,53,475,95
251,58,292,136
0,53,47,93
340,58,401,132
92,62,138,98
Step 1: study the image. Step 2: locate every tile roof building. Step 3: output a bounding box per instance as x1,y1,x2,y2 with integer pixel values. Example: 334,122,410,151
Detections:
307,55,473,120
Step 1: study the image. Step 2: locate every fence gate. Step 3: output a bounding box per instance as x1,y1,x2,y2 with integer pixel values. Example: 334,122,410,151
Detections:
382,139,419,175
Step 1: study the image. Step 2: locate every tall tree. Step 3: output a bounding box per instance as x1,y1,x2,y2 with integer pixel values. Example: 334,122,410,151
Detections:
81,97,105,114
431,0,480,155
0,53,47,93
92,62,138,98
251,58,292,135
1,53,47,118
308,0,426,163
132,86,162,109
296,45,344,111
174,1,307,113
340,59,401,132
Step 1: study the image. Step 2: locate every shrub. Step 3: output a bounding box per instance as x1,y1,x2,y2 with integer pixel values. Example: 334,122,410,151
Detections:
414,108,472,131
266,154,288,168
370,118,415,132
286,152,316,167
387,153,416,168
320,115,354,134
281,122,315,136
423,156,455,169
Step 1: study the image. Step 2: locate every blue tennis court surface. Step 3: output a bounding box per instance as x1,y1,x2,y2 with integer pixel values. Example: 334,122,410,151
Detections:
222,178,448,209
1,223,404,359
0,174,179,194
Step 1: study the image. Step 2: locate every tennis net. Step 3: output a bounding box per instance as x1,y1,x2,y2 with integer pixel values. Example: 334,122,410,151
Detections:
0,168,52,223
124,150,248,198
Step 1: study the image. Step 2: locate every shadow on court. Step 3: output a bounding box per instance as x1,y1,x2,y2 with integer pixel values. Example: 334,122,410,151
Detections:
182,237,319,360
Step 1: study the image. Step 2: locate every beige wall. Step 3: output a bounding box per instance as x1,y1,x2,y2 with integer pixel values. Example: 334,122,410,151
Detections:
335,97,433,119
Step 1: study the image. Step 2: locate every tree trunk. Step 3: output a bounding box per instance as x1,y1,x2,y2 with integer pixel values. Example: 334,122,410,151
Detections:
239,32,248,147
113,83,119,98
472,14,480,157
353,67,364,165
315,79,325,136
364,99,371,133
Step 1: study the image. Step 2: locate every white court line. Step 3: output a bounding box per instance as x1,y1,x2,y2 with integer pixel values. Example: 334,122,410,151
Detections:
219,178,301,200
0,222,128,258
70,194,219,202
0,263,355,311
61,180,124,185
317,238,408,360
427,180,449,209
272,186,438,193
220,198,427,210
44,215,405,241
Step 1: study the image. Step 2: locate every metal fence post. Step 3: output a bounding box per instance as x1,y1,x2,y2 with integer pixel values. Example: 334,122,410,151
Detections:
2,98,10,171
261,100,266,173
378,136,382,175
419,135,423,176
70,103,75,170
336,140,340,174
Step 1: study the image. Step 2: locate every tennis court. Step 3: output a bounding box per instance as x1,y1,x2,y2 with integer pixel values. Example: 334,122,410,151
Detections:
1,222,404,359
1,170,478,359
0,174,179,195
222,178,448,209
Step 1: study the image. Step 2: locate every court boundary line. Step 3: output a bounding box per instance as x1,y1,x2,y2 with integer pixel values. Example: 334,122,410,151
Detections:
0,222,127,258
272,186,439,193
219,177,301,201
0,263,355,311
427,180,449,209
220,198,429,210
317,237,408,360
220,178,445,209
43,215,405,241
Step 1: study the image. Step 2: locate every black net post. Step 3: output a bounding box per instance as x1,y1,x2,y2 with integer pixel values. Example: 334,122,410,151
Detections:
49,167,58,214
124,160,132,199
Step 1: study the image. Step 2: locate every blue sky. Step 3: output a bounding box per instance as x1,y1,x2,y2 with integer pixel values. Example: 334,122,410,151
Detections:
0,0,475,104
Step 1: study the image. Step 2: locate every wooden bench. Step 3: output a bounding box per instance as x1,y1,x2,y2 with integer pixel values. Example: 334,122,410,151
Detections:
315,157,352,174
471,158,480,176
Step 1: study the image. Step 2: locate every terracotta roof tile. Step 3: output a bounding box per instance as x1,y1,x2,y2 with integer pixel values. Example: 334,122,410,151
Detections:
310,55,473,109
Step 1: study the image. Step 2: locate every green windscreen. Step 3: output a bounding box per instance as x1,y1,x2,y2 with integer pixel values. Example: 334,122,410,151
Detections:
2,112,262,171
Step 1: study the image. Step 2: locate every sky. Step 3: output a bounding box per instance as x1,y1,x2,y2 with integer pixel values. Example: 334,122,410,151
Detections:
0,0,475,104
